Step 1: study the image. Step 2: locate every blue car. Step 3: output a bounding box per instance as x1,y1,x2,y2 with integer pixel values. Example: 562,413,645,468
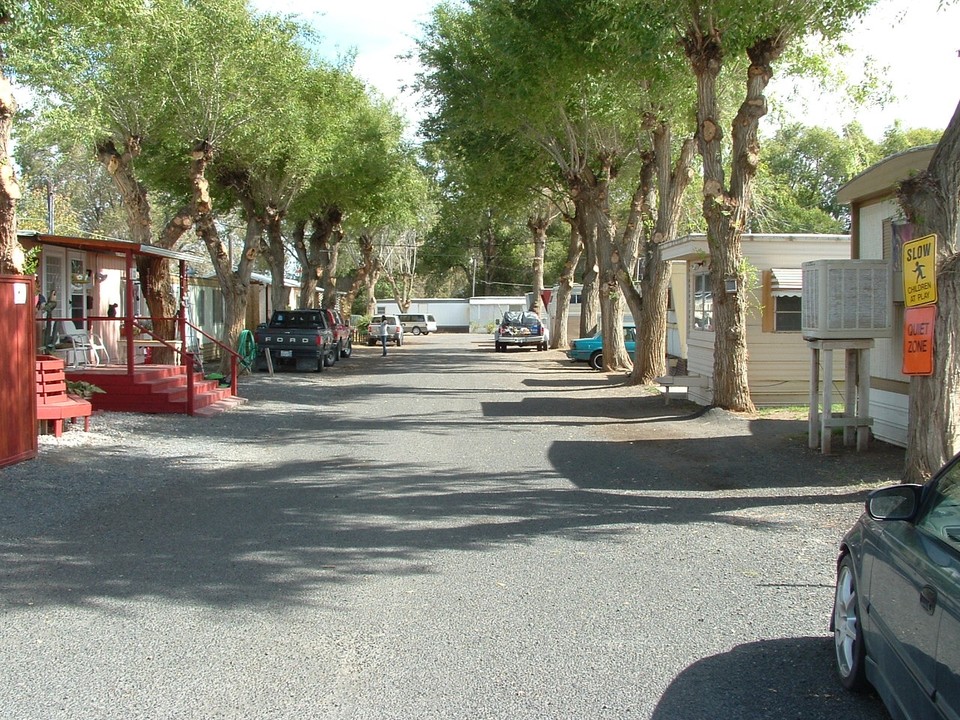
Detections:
565,325,636,370
833,452,960,720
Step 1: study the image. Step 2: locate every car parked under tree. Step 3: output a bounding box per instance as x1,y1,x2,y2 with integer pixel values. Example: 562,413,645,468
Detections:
832,452,960,720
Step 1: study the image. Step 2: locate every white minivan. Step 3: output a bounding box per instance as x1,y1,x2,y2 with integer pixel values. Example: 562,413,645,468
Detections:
398,313,438,335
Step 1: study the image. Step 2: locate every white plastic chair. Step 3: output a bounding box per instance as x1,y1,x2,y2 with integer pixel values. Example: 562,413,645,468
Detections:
60,320,109,366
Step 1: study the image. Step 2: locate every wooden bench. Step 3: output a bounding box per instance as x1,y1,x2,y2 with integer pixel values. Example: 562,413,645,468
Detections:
656,372,711,405
35,356,92,438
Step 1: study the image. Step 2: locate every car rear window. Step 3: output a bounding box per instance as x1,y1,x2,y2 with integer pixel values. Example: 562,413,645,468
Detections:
503,311,541,328
270,312,325,329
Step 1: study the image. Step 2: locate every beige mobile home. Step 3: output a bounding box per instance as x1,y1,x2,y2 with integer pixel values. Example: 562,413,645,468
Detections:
662,233,851,406
835,145,937,447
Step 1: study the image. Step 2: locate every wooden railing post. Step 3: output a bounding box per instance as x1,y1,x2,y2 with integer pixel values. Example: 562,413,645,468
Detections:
186,353,195,416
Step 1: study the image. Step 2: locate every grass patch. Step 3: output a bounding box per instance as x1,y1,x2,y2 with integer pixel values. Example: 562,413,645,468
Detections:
756,403,846,418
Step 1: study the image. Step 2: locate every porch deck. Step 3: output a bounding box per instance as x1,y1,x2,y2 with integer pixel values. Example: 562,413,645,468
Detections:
65,363,246,417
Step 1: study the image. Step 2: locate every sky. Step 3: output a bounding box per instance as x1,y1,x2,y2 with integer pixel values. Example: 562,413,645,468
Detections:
273,0,960,141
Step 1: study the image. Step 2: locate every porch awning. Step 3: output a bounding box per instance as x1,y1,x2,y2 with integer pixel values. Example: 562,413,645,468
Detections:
770,268,802,297
19,231,205,264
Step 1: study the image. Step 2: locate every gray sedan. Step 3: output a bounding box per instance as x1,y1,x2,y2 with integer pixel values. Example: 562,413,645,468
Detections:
833,454,960,720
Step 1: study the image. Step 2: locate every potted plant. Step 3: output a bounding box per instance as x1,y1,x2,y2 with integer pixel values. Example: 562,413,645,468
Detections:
65,380,105,400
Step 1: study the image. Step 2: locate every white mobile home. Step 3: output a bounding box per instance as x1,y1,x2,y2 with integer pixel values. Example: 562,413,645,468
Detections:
662,233,851,406
373,298,471,330
835,145,937,447
372,297,528,332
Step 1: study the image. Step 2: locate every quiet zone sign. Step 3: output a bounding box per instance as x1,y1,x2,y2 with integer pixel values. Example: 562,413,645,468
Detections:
903,305,936,376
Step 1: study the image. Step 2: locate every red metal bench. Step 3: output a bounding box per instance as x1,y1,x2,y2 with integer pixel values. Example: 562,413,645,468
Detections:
35,356,92,438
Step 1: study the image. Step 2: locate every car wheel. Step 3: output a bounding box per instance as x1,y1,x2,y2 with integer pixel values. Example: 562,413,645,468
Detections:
396,335,402,346
340,339,353,359
589,351,603,371
495,342,503,352
412,327,422,335
323,345,337,367
833,554,867,691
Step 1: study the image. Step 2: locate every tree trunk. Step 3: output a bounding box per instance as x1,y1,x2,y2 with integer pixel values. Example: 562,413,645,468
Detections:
527,213,551,314
685,30,784,412
190,140,258,375
633,130,698,384
577,199,600,339
575,172,629,371
550,215,583,349
0,72,22,274
480,222,497,296
97,135,192,364
899,100,960,481
295,209,340,308
383,270,413,312
320,212,343,309
265,208,288,312
617,151,655,384
347,232,380,316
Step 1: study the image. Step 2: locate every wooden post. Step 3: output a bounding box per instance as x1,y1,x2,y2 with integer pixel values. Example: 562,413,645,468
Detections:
844,349,858,447
857,348,871,451
821,346,834,455
808,346,820,450
807,339,875,454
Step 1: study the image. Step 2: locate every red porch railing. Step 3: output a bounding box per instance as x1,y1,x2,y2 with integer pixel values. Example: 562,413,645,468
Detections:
134,318,241,415
36,314,242,417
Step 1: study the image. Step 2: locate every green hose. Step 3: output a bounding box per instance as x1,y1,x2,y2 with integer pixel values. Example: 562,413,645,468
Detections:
237,329,257,372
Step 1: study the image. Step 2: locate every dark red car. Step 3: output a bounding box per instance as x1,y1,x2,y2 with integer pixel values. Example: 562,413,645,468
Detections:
322,308,353,359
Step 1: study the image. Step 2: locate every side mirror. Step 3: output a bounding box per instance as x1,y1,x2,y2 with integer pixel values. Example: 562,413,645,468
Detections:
866,484,924,522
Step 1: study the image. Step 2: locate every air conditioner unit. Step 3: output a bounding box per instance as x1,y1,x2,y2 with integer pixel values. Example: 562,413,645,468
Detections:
802,259,893,339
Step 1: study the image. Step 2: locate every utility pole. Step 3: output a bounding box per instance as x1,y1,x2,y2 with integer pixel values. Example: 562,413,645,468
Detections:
46,179,54,234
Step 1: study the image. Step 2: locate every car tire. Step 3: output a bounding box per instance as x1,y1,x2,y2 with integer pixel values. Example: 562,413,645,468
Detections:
412,327,422,335
495,342,503,352
833,554,868,691
396,335,402,346
589,351,603,371
323,345,337,367
340,339,353,359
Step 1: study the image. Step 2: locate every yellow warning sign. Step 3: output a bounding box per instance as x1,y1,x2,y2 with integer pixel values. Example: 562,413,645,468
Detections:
903,234,937,307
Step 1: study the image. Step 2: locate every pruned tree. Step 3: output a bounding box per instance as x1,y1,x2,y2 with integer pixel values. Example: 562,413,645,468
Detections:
898,99,960,481
673,0,879,410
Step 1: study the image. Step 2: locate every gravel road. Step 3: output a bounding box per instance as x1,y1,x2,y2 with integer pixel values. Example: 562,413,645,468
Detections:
1,333,902,719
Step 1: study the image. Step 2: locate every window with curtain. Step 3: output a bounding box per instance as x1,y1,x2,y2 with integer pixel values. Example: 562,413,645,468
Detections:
692,272,713,331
